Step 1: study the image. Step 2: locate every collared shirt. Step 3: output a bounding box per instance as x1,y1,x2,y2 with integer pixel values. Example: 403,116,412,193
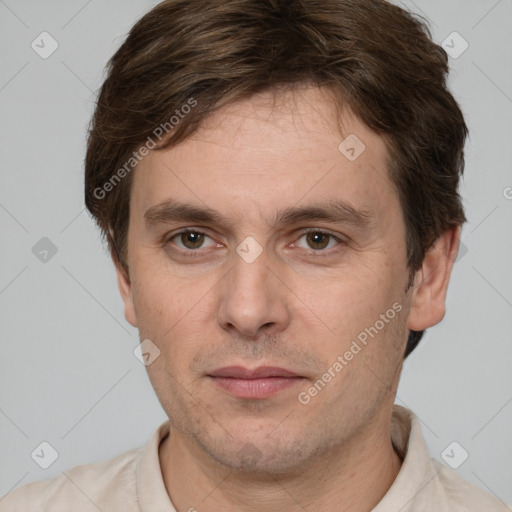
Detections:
1,405,508,511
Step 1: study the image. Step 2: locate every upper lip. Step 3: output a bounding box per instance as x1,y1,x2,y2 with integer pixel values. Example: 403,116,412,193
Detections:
208,366,302,379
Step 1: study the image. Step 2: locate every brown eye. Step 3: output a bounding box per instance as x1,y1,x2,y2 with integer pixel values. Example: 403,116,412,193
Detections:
291,229,346,256
168,230,216,252
179,231,205,249
305,232,331,250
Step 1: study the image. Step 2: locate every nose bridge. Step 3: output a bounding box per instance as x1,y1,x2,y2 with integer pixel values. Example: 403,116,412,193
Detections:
232,244,269,294
217,240,289,337
229,241,273,308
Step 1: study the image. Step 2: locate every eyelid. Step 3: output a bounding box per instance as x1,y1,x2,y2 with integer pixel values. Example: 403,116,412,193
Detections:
298,227,345,239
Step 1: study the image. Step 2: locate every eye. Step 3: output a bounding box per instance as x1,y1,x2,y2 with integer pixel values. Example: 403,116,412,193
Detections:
294,230,343,253
164,228,345,258
167,230,217,251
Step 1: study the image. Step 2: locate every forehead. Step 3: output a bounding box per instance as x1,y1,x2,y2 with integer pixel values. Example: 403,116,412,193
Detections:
131,86,397,226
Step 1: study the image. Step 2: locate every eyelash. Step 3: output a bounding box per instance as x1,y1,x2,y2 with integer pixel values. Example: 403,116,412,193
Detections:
164,228,345,258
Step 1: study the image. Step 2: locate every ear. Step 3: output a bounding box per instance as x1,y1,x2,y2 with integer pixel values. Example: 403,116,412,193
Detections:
407,226,461,331
110,243,138,328
115,264,138,328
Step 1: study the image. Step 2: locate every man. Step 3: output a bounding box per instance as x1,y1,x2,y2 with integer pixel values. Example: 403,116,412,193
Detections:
1,0,507,510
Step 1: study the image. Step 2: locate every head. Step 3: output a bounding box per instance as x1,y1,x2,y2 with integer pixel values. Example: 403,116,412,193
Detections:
85,0,467,473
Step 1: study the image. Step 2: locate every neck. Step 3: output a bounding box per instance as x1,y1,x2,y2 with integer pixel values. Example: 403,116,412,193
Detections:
159,406,402,512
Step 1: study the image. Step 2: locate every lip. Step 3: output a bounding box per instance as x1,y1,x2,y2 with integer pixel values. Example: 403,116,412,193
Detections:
208,366,305,399
209,366,301,379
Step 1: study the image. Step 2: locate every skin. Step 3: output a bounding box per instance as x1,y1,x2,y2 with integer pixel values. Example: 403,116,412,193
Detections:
115,85,460,511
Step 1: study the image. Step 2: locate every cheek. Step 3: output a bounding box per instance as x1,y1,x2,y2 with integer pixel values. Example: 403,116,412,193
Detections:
130,268,186,347
130,266,215,366
309,263,398,333
131,252,199,312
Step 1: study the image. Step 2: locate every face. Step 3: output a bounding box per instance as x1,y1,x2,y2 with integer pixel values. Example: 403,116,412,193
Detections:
116,86,451,473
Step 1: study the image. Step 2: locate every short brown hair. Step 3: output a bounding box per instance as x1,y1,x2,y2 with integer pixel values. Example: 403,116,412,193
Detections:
84,0,468,357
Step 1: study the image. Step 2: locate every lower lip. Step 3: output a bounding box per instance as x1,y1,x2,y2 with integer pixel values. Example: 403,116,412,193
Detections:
210,376,304,399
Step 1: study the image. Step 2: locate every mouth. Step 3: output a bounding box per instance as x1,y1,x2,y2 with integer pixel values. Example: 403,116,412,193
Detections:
208,366,306,399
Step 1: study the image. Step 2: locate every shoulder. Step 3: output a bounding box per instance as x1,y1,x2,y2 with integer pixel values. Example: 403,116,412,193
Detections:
0,445,142,511
388,406,509,511
431,459,509,511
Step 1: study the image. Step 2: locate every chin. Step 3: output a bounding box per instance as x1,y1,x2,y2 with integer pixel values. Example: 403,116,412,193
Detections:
194,430,316,475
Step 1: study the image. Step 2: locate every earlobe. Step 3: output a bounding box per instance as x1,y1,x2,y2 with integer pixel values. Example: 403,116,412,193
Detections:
109,229,138,328
114,261,138,328
406,226,461,332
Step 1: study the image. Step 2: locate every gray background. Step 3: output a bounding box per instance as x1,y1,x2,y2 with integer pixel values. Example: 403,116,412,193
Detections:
1,0,511,506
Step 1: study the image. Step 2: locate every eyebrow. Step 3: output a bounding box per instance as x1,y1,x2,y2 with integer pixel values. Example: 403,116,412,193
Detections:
144,198,376,231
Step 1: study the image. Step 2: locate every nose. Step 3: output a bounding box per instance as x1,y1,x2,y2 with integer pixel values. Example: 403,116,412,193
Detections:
216,245,291,339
